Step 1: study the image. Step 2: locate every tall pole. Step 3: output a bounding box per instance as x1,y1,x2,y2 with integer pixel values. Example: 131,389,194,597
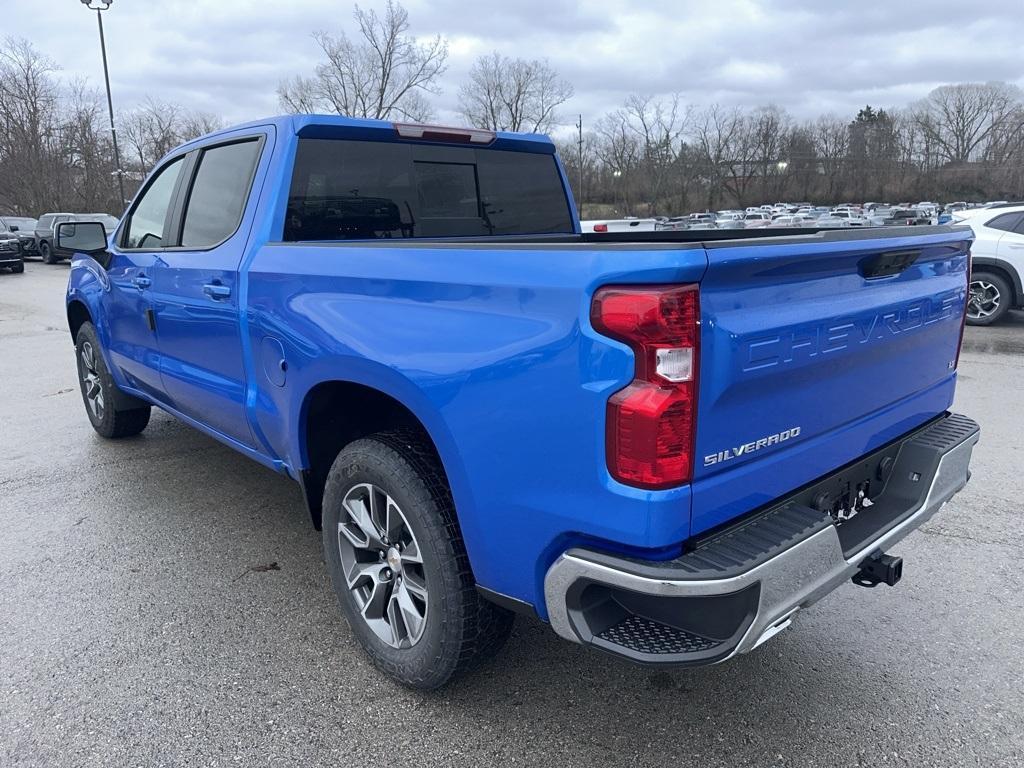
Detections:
576,114,584,213
95,7,126,206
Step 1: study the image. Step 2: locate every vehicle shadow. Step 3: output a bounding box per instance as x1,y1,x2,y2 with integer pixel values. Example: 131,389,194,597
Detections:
73,412,1004,766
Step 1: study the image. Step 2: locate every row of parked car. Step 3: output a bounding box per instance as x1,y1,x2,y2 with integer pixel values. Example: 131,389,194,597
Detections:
0,212,119,273
581,201,1024,326
583,201,954,233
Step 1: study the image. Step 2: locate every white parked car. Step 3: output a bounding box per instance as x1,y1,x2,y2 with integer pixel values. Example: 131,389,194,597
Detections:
743,212,772,228
829,210,868,226
953,204,1024,325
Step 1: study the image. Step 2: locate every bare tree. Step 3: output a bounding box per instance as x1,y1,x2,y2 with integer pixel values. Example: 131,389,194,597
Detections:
458,53,573,132
810,115,848,200
278,0,447,121
120,98,222,177
913,82,1023,163
0,37,62,214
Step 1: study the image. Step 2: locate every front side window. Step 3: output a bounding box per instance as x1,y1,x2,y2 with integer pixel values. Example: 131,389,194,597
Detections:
180,139,261,248
124,157,184,249
284,138,573,241
37,215,54,231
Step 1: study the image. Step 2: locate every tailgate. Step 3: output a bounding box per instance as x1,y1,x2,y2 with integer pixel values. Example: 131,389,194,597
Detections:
690,227,971,535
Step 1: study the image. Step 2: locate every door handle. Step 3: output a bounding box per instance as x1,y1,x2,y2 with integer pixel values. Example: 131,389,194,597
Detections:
132,274,151,289
203,282,232,300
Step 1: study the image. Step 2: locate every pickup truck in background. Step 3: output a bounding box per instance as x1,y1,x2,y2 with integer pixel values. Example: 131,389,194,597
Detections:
60,115,979,690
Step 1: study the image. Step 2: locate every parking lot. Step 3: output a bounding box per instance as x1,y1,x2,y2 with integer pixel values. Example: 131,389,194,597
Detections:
1,261,1022,767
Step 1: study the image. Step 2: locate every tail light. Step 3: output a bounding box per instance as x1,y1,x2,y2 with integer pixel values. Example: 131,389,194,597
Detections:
955,250,971,368
592,223,608,233
591,284,699,489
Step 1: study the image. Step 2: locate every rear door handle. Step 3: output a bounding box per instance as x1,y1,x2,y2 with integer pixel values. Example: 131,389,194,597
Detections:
203,282,231,300
132,274,151,289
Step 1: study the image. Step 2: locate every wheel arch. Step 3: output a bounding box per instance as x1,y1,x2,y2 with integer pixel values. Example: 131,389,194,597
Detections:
971,257,1022,307
295,378,467,533
67,299,93,343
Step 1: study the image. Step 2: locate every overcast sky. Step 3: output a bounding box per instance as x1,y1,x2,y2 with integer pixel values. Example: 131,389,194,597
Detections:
7,0,1024,133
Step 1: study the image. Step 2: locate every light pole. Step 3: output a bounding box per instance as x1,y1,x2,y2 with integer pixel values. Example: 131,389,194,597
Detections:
81,0,126,206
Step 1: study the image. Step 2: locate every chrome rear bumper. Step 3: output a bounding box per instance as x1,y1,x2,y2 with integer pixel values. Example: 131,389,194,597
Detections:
543,413,980,664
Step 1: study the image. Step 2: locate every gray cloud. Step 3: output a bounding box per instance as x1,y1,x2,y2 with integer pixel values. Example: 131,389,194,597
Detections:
6,0,1024,131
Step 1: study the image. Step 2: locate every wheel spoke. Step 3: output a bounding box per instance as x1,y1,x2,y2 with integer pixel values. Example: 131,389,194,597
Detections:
360,575,391,622
386,592,407,646
399,538,422,565
344,559,385,589
81,343,95,371
340,491,384,549
402,570,428,600
394,581,425,644
383,497,404,543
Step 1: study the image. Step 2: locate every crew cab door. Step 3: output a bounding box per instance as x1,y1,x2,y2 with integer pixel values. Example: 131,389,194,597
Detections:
149,136,265,449
102,154,187,400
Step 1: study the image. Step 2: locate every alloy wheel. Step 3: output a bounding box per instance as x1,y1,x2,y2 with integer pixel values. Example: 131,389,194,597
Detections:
337,482,429,648
79,341,105,420
967,279,1001,321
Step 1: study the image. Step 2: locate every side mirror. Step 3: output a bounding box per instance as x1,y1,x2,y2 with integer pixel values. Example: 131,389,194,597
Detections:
9,224,18,232
55,221,109,261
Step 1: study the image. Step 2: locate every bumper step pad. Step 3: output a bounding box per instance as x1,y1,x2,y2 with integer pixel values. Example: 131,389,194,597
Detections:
597,615,722,656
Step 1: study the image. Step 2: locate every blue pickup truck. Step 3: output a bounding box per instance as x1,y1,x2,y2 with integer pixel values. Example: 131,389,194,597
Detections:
59,115,980,689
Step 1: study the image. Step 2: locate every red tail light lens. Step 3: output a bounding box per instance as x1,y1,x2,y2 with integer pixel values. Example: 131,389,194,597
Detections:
592,285,699,489
593,223,608,233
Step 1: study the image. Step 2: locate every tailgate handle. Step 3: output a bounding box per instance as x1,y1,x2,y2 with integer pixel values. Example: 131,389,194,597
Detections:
859,250,921,279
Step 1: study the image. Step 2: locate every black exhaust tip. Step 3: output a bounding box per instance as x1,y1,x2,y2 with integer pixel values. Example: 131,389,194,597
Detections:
851,551,903,588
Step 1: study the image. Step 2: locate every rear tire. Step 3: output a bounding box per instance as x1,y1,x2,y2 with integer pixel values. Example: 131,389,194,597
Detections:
967,272,1011,326
41,241,58,264
11,262,24,273
321,429,514,690
75,322,151,438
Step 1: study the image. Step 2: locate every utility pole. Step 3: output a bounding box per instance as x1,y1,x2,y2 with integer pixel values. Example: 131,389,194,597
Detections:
82,0,126,207
577,114,585,211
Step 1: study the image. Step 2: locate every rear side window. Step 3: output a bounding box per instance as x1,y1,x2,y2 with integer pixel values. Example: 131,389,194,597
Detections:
285,138,573,240
124,157,184,249
180,140,261,248
985,212,1023,233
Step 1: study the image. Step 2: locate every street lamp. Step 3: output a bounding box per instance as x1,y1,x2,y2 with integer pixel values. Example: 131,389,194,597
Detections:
81,0,126,206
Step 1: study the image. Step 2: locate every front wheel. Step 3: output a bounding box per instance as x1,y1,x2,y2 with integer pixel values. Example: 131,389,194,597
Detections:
75,322,151,438
322,430,514,690
10,262,24,273
966,272,1012,326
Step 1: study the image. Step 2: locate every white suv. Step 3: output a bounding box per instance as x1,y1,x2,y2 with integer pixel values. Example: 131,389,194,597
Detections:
954,204,1024,325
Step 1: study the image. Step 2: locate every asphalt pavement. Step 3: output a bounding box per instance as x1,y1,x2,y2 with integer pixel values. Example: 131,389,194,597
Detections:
2,260,1023,767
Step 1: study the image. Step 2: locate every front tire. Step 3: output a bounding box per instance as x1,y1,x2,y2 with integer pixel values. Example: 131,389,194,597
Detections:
966,272,1012,326
322,430,514,690
10,262,24,273
75,322,151,438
